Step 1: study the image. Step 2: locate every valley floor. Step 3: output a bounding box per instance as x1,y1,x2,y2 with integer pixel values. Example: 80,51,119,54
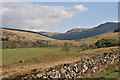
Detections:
2,46,118,78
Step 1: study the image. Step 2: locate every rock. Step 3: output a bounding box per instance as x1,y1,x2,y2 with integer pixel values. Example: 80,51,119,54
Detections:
9,52,120,79
19,60,24,63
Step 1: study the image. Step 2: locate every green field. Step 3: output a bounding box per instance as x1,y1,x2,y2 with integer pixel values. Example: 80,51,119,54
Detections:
2,47,81,64
104,72,119,78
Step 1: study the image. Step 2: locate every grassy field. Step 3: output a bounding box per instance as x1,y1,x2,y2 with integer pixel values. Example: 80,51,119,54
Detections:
2,47,81,64
2,47,118,78
2,47,118,64
104,72,119,78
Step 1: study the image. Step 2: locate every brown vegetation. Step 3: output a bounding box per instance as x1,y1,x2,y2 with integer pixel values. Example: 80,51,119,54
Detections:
2,47,118,78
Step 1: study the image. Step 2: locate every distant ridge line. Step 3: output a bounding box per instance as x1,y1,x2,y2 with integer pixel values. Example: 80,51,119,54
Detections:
2,27,54,39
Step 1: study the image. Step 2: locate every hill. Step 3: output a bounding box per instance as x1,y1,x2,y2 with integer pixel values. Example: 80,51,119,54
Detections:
66,28,89,33
39,31,61,37
1,28,55,41
1,28,80,47
51,22,119,40
1,25,119,47
77,31,118,45
39,28,89,37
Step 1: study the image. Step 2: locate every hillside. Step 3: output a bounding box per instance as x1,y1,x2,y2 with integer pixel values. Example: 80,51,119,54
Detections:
1,28,81,47
51,22,119,40
39,28,89,37
1,28,55,41
1,27,119,79
66,28,89,33
39,31,61,37
77,31,118,45
1,27,119,47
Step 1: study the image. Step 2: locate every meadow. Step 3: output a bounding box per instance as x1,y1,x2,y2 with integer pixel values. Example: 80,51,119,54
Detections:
2,46,118,78
2,47,82,64
2,46,117,69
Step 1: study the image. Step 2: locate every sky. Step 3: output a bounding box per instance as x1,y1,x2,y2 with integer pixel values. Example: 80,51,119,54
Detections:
1,0,119,2
1,2,118,32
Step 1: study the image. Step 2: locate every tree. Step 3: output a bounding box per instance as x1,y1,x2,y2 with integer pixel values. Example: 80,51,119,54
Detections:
62,42,71,52
95,38,118,48
80,43,90,51
114,27,120,32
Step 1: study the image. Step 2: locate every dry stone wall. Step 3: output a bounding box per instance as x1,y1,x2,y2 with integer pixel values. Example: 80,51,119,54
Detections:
5,51,120,80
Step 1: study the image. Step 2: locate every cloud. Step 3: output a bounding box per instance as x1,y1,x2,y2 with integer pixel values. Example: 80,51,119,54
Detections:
2,2,88,31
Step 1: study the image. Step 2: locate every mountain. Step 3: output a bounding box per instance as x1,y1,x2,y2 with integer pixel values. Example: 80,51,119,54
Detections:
51,22,119,40
66,28,89,33
1,22,119,41
39,31,61,37
39,28,89,37
1,26,119,47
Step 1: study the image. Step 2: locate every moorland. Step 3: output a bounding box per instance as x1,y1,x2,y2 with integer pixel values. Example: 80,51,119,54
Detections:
1,22,120,79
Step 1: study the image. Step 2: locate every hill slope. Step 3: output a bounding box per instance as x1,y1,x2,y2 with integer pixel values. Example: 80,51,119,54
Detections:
77,31,118,45
52,22,119,40
66,28,89,33
1,28,55,41
1,25,118,47
39,32,61,37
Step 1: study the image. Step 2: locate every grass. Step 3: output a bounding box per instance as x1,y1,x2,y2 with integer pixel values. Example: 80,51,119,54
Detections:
2,47,118,78
77,32,118,45
2,28,55,41
2,47,81,64
88,62,120,78
104,72,119,78
2,47,85,78
79,47,118,56
2,47,118,67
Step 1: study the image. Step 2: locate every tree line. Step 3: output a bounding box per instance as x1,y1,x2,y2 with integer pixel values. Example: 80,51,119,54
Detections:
60,38,119,52
95,38,119,48
2,40,49,49
80,38,120,51
2,37,119,50
114,27,120,32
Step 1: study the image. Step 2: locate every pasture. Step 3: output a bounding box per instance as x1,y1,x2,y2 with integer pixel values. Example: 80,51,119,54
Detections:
2,47,118,78
2,47,81,64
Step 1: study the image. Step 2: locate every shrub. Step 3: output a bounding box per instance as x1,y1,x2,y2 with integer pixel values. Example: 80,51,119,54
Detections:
95,38,118,48
80,43,90,51
2,40,49,49
62,42,71,52
31,69,37,72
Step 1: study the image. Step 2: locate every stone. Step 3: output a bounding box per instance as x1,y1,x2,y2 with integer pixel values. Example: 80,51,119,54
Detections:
10,52,120,79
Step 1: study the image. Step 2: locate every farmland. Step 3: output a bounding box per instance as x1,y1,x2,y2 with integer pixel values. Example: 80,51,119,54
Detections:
3,47,118,64
1,27,119,79
2,47,118,78
2,47,81,64
1,2,120,79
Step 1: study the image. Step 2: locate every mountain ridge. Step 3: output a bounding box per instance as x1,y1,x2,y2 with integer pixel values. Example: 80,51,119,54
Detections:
51,22,119,40
1,22,119,40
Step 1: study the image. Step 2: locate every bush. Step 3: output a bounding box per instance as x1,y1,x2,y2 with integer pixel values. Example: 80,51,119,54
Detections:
114,27,120,32
62,42,71,52
31,69,37,72
80,43,90,51
2,40,49,49
95,38,118,48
